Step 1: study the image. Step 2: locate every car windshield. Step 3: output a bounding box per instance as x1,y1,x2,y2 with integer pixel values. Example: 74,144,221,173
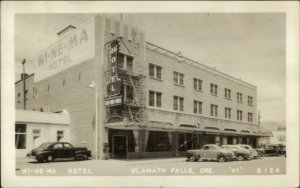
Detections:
38,143,52,149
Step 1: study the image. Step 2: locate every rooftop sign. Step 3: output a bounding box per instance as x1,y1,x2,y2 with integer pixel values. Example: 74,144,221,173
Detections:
35,18,95,82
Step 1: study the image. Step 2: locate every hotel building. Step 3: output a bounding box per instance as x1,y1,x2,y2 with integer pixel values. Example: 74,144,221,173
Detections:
15,15,268,159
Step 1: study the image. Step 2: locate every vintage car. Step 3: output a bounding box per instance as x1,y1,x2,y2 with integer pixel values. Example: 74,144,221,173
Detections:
186,144,234,162
27,142,92,162
221,145,251,161
236,144,261,158
262,144,286,156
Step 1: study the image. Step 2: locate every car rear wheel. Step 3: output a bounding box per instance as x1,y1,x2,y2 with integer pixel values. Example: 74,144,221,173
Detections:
218,156,226,162
237,155,244,161
47,155,54,162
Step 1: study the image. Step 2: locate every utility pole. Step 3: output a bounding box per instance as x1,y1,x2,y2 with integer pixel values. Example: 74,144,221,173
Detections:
22,59,26,110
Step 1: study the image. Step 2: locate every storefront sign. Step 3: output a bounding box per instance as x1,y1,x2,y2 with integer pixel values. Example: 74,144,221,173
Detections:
107,40,122,97
35,18,95,82
105,96,122,106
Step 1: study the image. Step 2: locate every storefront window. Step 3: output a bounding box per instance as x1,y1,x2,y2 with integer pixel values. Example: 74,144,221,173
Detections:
147,131,171,152
15,124,26,149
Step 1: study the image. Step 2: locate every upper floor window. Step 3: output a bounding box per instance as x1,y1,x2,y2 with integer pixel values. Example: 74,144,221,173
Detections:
225,88,231,99
149,63,162,80
174,96,184,111
193,78,202,91
149,90,162,107
237,92,243,103
248,113,253,122
118,53,133,72
210,83,218,96
237,110,243,121
210,104,218,117
123,85,134,101
193,100,203,114
173,72,184,86
225,107,231,119
248,96,253,106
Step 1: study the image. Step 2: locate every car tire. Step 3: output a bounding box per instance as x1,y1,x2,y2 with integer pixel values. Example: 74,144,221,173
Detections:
189,155,199,162
46,155,54,162
218,156,226,162
257,153,262,159
237,155,244,161
82,154,88,160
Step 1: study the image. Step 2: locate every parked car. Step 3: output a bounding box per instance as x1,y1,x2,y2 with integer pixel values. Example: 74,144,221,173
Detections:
221,145,251,161
27,142,92,162
254,148,265,157
186,144,234,162
236,144,261,159
262,144,286,156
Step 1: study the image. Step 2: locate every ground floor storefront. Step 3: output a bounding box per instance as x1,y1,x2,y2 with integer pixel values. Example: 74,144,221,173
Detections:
107,128,260,159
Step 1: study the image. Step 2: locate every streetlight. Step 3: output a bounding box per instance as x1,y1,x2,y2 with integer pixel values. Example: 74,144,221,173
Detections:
88,81,98,160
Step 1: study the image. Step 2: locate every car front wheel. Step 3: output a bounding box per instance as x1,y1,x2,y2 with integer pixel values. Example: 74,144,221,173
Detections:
237,155,244,161
218,156,226,162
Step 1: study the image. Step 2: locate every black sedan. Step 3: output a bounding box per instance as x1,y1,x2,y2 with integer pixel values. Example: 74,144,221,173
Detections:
27,142,92,162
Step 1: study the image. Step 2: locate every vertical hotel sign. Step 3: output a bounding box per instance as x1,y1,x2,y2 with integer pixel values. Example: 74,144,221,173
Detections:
105,40,122,106
34,18,95,82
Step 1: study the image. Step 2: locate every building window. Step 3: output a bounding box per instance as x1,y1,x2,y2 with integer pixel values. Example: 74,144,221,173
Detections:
248,96,253,106
33,129,41,141
17,93,21,103
210,83,218,96
149,91,162,107
123,84,134,102
174,96,184,111
118,53,133,72
237,92,243,103
149,63,162,79
25,90,28,100
193,78,202,91
248,113,253,122
237,110,243,121
57,130,64,142
15,124,26,149
146,131,171,152
193,100,202,114
225,88,231,99
173,71,184,86
210,104,218,117
225,107,231,119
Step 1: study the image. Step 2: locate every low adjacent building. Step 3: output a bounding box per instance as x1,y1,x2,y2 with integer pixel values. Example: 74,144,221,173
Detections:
15,110,70,158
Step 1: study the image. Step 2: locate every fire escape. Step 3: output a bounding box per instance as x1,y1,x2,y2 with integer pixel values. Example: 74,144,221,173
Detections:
105,38,146,123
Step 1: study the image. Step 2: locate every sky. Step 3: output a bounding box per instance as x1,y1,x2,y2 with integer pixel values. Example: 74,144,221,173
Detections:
15,13,286,124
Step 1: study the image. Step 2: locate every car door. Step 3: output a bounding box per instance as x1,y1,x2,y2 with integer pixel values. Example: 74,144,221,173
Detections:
209,145,219,159
53,143,64,158
63,143,75,158
200,145,210,159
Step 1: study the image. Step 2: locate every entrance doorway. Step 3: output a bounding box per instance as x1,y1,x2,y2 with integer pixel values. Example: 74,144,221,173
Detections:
113,135,128,158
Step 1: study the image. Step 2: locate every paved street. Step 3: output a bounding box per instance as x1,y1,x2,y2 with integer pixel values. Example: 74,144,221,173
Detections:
16,156,286,176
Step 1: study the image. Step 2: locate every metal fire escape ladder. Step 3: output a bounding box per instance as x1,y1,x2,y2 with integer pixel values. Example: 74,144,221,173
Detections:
125,73,142,122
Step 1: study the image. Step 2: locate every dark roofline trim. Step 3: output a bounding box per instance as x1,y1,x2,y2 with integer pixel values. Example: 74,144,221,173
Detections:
15,73,35,84
57,25,76,36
